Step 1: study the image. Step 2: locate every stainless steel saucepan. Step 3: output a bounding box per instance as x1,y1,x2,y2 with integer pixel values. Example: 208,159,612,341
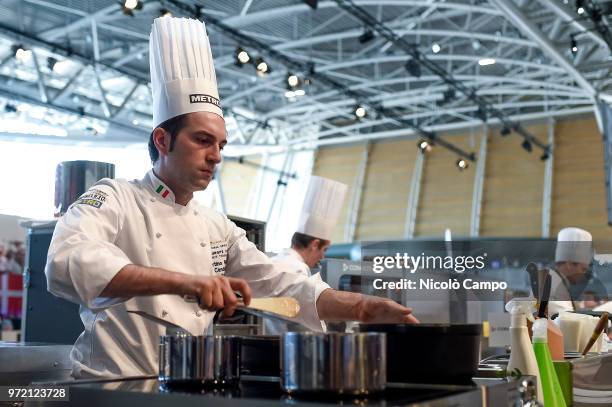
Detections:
159,334,241,388
281,332,386,395
127,310,241,388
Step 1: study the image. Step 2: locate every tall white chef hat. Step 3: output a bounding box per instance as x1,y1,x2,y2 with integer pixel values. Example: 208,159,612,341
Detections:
297,176,348,241
555,227,593,264
149,16,222,128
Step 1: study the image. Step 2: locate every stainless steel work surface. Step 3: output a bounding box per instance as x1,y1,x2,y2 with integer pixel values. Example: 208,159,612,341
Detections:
0,342,72,385
24,376,486,407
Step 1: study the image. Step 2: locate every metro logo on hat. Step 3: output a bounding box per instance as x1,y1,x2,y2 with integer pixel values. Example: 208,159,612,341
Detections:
149,16,223,128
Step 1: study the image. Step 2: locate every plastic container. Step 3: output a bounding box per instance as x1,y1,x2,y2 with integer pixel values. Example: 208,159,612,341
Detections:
533,318,567,407
505,298,543,403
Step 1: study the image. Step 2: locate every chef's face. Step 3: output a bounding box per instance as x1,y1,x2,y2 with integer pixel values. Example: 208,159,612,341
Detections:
161,111,226,192
556,261,588,284
307,239,331,268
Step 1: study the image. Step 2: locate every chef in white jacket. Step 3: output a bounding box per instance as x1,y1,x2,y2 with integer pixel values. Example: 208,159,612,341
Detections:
266,176,347,334
549,227,608,316
45,16,418,379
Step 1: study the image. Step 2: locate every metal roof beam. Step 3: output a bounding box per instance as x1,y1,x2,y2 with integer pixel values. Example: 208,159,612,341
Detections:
489,0,606,103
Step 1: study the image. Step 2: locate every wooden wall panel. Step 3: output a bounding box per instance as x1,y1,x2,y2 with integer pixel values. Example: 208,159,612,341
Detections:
355,140,418,241
312,144,365,243
415,133,478,237
480,124,547,237
551,116,609,241
220,156,261,217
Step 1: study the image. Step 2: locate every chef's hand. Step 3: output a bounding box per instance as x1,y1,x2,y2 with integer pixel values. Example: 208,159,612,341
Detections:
190,276,252,317
357,295,420,324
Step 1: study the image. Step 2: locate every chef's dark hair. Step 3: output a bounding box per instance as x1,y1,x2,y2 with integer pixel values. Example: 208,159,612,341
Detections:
148,114,188,163
291,232,330,249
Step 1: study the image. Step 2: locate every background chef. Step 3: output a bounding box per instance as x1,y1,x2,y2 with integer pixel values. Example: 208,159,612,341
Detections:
266,176,347,334
548,227,608,316
45,16,418,380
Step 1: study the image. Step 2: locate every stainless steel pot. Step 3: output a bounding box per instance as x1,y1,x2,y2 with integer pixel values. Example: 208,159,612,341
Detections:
281,332,386,395
159,334,241,388
54,160,115,216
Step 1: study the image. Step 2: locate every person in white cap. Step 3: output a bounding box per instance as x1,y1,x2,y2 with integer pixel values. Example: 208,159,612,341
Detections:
45,16,418,379
548,227,608,316
266,176,347,334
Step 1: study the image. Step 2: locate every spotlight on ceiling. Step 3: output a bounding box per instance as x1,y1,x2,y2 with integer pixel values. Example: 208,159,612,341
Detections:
417,139,433,153
11,44,31,63
122,0,143,15
431,43,441,54
354,105,367,119
358,29,375,44
576,0,585,14
405,58,421,78
500,126,511,137
303,0,318,9
46,57,57,71
456,158,469,171
160,8,172,17
255,57,270,76
521,139,533,153
478,58,496,66
4,103,17,113
287,73,300,89
540,151,550,161
570,36,578,55
234,47,251,66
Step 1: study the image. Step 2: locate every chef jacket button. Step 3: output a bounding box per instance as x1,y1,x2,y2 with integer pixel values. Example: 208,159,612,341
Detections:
194,210,199,216
150,198,155,202
200,242,206,247
195,311,202,317
161,310,168,317
156,232,162,238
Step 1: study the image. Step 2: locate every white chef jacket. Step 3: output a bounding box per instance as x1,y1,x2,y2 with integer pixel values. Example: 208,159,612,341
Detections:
548,268,575,317
265,248,326,334
45,170,330,379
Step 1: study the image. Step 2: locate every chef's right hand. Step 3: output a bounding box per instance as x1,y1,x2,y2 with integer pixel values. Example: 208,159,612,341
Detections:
190,276,252,316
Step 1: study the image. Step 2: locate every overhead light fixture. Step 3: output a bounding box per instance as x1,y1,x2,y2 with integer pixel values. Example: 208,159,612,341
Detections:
500,126,511,136
235,47,251,66
124,0,141,10
303,0,318,9
405,58,422,78
46,57,57,71
354,105,367,119
456,158,469,171
478,58,496,66
417,139,432,153
521,139,533,153
285,90,296,99
255,57,270,76
122,0,143,16
431,43,441,54
570,36,578,55
159,8,172,17
287,73,299,88
358,29,375,44
11,44,31,63
4,103,17,113
294,89,305,97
